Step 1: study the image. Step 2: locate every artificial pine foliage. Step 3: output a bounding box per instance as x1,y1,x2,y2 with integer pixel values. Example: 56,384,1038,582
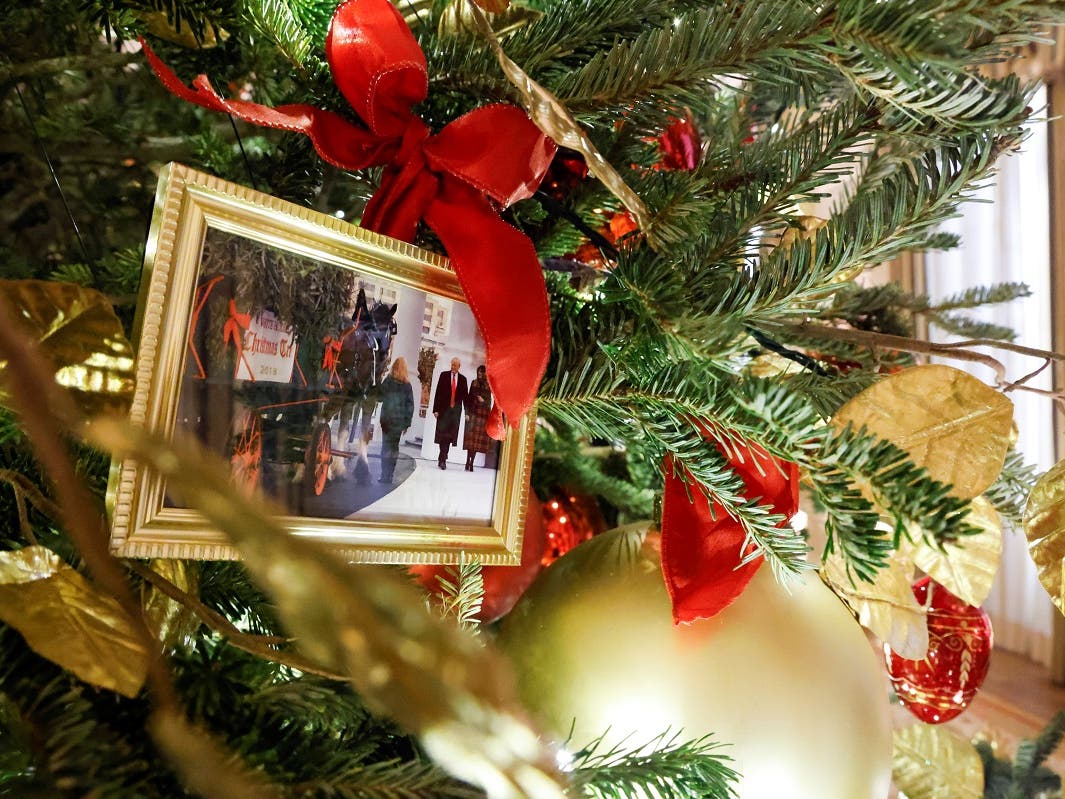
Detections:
2,0,1065,795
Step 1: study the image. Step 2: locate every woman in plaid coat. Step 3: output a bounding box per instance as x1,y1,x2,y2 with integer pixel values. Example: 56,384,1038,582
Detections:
463,365,493,472
377,357,414,483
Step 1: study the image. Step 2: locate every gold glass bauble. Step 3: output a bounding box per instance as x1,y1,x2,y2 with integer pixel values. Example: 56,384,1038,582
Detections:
496,527,893,799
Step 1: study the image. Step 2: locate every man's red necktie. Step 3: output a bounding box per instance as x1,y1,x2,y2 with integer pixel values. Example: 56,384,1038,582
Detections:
450,373,456,407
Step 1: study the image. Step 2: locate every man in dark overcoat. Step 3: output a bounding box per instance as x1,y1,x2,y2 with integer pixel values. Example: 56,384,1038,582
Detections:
432,357,468,469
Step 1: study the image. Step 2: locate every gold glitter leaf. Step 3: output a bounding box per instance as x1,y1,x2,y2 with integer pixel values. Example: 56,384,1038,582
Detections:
469,0,510,11
438,2,540,37
140,11,224,48
822,547,928,659
467,3,651,234
832,364,1013,499
1023,457,1065,614
142,560,201,648
391,0,433,28
893,723,984,799
778,215,828,252
910,496,1002,607
89,417,568,799
0,546,147,697
0,279,135,416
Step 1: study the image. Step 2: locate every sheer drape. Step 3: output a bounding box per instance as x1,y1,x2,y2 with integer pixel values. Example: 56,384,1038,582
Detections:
923,85,1056,665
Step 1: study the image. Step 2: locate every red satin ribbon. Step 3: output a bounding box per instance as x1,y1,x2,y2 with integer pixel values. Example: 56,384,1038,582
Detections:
142,0,556,435
661,439,799,624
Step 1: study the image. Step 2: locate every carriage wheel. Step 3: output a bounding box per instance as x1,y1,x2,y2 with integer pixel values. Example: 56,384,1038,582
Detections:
305,423,332,497
231,414,262,495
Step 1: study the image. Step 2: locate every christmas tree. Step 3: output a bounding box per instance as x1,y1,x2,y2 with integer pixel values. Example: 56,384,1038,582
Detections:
2,0,1065,797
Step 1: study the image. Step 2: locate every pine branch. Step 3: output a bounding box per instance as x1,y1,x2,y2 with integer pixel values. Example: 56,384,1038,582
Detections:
567,730,738,799
533,428,654,518
289,757,486,798
927,310,1019,342
980,710,1065,798
0,629,178,797
1013,711,1065,783
87,0,240,45
984,448,1040,528
542,367,980,581
732,132,1019,321
242,0,321,75
0,51,142,82
433,562,486,633
551,3,826,116
925,282,1032,312
692,98,878,260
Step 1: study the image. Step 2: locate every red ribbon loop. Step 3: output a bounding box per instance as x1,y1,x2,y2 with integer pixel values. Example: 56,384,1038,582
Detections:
142,0,556,434
223,300,251,358
661,439,799,624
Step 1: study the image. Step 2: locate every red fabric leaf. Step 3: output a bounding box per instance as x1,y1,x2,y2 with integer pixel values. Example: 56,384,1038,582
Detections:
661,440,799,624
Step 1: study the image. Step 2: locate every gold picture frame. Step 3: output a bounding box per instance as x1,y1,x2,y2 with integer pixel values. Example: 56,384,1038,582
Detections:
108,163,532,564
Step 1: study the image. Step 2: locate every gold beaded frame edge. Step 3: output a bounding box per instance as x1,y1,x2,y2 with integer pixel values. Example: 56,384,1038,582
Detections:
106,163,531,564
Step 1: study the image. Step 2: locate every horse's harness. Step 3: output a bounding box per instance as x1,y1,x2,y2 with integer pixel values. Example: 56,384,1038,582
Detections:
340,304,396,396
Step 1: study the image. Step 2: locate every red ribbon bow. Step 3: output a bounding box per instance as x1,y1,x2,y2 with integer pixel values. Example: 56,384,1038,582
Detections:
223,300,252,358
143,0,556,436
661,439,799,624
321,335,342,371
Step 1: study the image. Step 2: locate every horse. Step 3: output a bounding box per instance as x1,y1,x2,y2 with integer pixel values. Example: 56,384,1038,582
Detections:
330,288,397,484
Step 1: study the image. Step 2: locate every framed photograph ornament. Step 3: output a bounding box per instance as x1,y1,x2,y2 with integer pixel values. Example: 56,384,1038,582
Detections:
107,163,533,564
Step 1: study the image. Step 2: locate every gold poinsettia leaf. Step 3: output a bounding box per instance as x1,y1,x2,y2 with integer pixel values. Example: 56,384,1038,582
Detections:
0,279,135,416
832,364,1013,499
893,723,984,799
139,11,224,48
88,417,568,799
1023,457,1065,614
0,546,147,697
142,560,201,648
439,2,540,37
821,547,928,659
909,496,1002,607
746,351,805,379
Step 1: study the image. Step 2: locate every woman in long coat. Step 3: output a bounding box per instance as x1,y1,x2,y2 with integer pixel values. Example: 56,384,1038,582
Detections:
463,365,493,472
377,357,414,483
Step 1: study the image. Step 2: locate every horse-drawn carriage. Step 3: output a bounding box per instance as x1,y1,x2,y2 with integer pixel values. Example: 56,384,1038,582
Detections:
181,275,397,508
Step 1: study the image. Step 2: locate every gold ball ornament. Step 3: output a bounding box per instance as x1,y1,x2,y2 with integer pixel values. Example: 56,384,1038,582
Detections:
496,526,892,799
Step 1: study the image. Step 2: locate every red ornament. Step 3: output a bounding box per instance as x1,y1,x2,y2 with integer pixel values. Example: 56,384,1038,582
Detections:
411,495,546,623
885,577,993,724
572,209,640,269
660,439,799,625
541,491,606,566
657,110,701,171
542,149,590,200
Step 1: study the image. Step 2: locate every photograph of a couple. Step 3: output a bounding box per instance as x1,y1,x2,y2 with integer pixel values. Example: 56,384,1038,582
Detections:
174,229,501,527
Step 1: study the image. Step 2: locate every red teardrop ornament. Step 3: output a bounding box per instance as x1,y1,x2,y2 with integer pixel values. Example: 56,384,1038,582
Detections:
884,577,993,724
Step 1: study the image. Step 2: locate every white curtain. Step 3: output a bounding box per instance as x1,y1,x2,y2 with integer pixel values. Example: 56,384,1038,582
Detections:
922,84,1056,666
